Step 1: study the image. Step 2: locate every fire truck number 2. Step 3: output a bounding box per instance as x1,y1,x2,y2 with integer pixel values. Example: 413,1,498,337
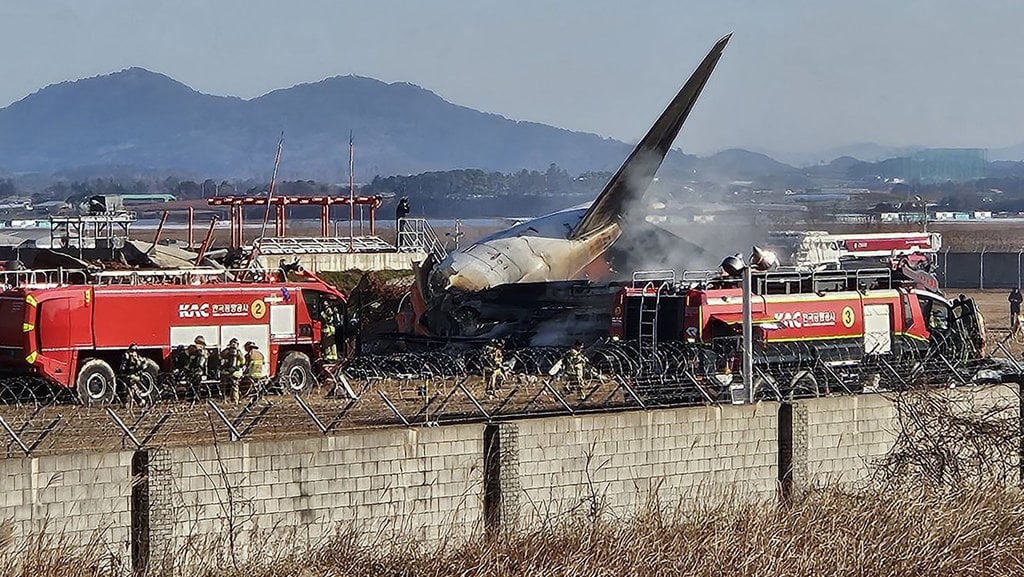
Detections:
178,301,267,319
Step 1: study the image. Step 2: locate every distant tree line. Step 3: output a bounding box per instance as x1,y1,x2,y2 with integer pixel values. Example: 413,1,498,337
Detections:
362,164,613,217
0,164,619,218
889,176,1024,213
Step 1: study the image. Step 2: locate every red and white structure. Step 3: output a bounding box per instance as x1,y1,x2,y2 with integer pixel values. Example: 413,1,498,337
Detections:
207,195,384,248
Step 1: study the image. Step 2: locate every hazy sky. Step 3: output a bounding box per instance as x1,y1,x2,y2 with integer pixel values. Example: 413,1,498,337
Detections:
2,1,1022,159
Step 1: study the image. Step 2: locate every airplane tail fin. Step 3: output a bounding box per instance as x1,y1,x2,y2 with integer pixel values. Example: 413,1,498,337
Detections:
569,34,731,240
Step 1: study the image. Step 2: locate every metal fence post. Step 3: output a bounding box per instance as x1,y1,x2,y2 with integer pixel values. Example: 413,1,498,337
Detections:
980,246,987,290
1018,249,1023,289
942,248,949,291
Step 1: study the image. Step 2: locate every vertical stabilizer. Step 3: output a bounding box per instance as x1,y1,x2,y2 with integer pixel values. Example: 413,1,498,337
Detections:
569,34,731,240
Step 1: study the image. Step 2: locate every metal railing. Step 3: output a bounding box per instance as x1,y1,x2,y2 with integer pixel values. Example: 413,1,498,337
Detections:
257,236,395,255
632,270,675,288
0,267,326,288
0,268,90,287
91,268,281,285
397,218,448,262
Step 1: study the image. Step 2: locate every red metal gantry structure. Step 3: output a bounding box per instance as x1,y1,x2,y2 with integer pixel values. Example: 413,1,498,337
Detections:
207,195,384,248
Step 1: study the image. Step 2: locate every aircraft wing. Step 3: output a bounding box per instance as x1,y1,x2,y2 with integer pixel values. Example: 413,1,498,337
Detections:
569,34,731,240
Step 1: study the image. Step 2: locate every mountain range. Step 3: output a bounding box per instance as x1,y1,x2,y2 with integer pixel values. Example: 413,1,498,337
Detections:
1,68,1021,181
0,68,641,179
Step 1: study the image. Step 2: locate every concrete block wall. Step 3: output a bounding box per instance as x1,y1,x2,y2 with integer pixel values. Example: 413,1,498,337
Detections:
791,393,898,489
965,383,1020,410
790,385,1020,490
0,450,133,557
509,402,780,525
153,423,483,564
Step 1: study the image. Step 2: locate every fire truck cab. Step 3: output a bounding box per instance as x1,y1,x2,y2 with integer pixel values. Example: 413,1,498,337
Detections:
0,268,347,403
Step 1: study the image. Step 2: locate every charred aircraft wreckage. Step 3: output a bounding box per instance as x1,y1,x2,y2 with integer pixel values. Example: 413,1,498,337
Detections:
403,35,732,346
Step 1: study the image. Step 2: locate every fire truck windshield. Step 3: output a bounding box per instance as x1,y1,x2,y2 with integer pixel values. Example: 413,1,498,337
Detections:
916,293,950,332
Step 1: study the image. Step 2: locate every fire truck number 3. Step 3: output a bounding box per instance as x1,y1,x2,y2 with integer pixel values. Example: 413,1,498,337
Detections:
841,306,855,328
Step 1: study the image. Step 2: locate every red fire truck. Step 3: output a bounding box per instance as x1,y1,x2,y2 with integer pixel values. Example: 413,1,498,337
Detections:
609,266,985,398
0,269,346,403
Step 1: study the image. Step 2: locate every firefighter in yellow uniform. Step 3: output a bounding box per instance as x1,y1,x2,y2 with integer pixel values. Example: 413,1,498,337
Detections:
242,341,268,398
321,300,339,362
564,340,589,399
219,338,245,403
482,338,505,397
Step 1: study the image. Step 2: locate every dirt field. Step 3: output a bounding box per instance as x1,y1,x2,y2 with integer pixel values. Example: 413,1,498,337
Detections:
963,289,1023,358
964,290,1013,327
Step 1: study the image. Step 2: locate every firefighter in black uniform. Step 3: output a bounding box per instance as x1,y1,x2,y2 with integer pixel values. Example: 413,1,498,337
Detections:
119,343,147,408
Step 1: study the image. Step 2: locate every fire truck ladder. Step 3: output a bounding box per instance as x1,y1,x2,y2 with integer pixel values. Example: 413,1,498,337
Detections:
632,270,675,364
637,285,661,360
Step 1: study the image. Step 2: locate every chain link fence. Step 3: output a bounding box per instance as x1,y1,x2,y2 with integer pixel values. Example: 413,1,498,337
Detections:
940,251,1024,289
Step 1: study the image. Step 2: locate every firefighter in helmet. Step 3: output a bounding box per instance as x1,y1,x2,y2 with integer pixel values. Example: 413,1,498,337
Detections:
563,340,589,399
219,338,245,403
481,338,506,397
189,336,209,378
242,341,268,397
321,299,340,362
119,343,147,408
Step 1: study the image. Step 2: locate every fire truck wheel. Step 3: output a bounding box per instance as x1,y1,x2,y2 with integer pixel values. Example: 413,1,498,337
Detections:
77,359,117,405
137,358,161,401
278,351,314,394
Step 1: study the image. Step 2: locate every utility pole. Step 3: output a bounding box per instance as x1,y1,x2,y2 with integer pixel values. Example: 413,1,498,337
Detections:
741,261,754,404
922,202,927,233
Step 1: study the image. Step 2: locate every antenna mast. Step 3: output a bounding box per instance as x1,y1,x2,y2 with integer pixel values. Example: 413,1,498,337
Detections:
259,132,285,241
348,131,355,252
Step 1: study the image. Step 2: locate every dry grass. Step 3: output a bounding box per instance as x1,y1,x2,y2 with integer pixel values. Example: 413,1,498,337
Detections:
8,485,1024,576
0,520,127,577
289,487,1024,577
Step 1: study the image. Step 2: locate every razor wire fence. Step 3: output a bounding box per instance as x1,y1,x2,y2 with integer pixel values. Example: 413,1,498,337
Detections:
0,338,1019,458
